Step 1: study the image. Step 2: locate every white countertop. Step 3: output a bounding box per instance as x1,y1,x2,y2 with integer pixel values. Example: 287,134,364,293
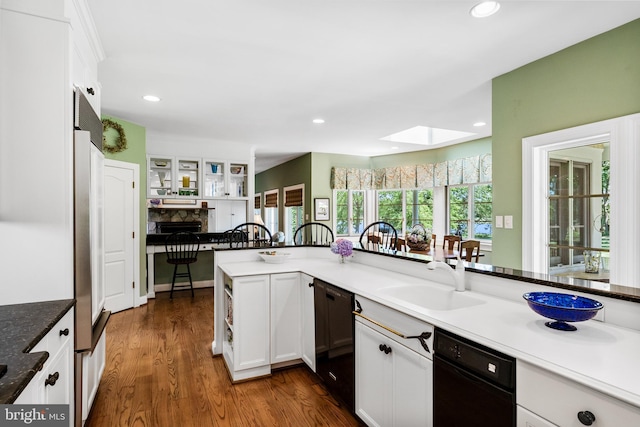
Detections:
218,256,640,408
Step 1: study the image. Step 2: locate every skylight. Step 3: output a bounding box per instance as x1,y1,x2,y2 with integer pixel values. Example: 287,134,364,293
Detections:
381,126,476,146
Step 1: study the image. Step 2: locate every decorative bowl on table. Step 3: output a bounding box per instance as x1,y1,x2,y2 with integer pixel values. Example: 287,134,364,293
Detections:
522,292,603,331
258,251,291,264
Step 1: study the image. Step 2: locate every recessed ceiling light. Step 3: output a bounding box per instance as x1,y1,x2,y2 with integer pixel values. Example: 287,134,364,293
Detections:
143,95,161,102
473,121,487,127
470,1,500,18
312,118,325,124
391,146,399,150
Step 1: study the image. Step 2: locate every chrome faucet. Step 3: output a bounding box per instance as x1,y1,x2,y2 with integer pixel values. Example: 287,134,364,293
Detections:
427,257,466,292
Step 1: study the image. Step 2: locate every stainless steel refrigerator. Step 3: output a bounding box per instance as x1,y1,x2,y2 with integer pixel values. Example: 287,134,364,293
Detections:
73,89,110,426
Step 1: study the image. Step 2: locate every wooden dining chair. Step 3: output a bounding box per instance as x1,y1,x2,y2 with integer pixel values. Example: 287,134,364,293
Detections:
393,237,406,251
460,240,481,262
359,221,398,251
442,234,461,251
229,222,273,248
293,222,334,246
431,234,437,248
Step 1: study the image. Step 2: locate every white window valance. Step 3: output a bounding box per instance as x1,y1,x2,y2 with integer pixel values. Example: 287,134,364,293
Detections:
330,154,491,190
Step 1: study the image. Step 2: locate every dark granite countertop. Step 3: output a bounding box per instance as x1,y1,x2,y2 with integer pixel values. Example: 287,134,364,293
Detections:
0,299,75,403
358,247,640,304
146,231,228,245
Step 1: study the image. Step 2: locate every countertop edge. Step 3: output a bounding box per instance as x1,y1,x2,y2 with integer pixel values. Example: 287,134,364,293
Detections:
218,257,640,410
0,299,76,404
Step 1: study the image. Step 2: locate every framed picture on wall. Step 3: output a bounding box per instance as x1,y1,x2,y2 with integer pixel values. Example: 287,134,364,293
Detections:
314,198,330,221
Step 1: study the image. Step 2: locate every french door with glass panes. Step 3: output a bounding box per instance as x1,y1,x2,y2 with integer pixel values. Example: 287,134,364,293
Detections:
548,160,590,269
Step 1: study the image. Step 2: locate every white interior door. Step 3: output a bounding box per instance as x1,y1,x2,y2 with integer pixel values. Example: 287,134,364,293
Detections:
104,160,138,312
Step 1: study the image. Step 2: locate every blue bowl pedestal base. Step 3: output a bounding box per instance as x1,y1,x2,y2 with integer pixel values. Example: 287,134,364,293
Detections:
545,320,577,331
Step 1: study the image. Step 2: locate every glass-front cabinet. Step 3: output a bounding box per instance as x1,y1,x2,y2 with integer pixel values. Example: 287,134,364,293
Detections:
147,156,201,198
203,160,248,199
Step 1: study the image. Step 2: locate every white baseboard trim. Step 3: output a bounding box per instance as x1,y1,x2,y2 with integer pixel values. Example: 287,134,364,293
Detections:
154,279,214,294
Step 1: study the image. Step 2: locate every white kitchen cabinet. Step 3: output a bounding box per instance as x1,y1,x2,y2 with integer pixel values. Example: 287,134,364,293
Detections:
222,273,271,382
208,200,247,232
81,332,106,425
203,160,249,199
15,309,74,413
356,322,433,427
147,155,201,198
270,273,302,364
517,406,557,427
355,296,433,427
69,0,101,115
300,273,316,372
517,360,640,426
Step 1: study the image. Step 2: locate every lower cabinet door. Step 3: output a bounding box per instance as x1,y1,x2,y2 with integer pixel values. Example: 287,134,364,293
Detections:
391,338,432,427
234,275,270,371
356,321,433,427
270,273,302,364
44,344,72,404
356,321,391,427
300,273,316,372
83,332,107,423
14,371,44,404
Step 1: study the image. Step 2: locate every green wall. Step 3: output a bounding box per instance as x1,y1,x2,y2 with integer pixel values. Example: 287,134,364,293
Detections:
492,18,640,269
256,154,313,227
102,115,148,295
256,153,373,229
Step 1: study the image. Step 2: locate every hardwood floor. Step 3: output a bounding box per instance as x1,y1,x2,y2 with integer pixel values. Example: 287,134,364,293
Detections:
86,288,362,427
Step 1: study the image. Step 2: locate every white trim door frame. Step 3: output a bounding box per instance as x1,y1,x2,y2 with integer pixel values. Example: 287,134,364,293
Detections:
522,113,640,287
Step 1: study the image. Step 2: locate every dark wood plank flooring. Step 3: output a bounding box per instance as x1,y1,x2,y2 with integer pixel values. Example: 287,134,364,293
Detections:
86,288,362,427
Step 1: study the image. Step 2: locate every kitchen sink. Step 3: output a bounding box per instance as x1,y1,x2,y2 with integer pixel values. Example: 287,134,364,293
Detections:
378,284,485,311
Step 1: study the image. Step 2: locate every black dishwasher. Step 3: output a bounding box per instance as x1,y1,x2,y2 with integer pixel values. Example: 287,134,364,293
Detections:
313,278,355,411
434,328,516,427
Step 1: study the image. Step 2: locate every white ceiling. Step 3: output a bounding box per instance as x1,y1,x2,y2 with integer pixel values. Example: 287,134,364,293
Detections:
86,1,640,172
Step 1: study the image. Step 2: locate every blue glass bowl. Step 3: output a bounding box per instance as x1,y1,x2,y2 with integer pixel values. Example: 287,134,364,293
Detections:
523,292,603,331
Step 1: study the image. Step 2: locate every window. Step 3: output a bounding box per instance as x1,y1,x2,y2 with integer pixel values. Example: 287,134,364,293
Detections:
263,190,278,234
376,189,434,234
448,184,492,240
254,194,261,219
377,191,403,231
284,184,304,242
335,190,365,236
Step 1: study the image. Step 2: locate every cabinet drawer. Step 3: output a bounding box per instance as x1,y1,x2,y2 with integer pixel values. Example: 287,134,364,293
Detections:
354,295,434,358
32,309,73,357
517,361,640,426
517,405,556,427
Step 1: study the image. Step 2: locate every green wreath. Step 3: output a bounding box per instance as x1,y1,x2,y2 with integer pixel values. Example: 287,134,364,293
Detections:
102,118,127,153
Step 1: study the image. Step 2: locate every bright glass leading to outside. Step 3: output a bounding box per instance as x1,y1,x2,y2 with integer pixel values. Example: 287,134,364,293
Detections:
381,126,475,146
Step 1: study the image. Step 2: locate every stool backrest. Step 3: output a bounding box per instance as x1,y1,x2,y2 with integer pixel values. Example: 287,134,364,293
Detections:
165,232,200,263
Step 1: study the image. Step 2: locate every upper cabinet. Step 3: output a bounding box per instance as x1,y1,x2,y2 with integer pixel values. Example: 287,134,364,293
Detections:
147,156,201,199
203,160,249,199
68,0,104,115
